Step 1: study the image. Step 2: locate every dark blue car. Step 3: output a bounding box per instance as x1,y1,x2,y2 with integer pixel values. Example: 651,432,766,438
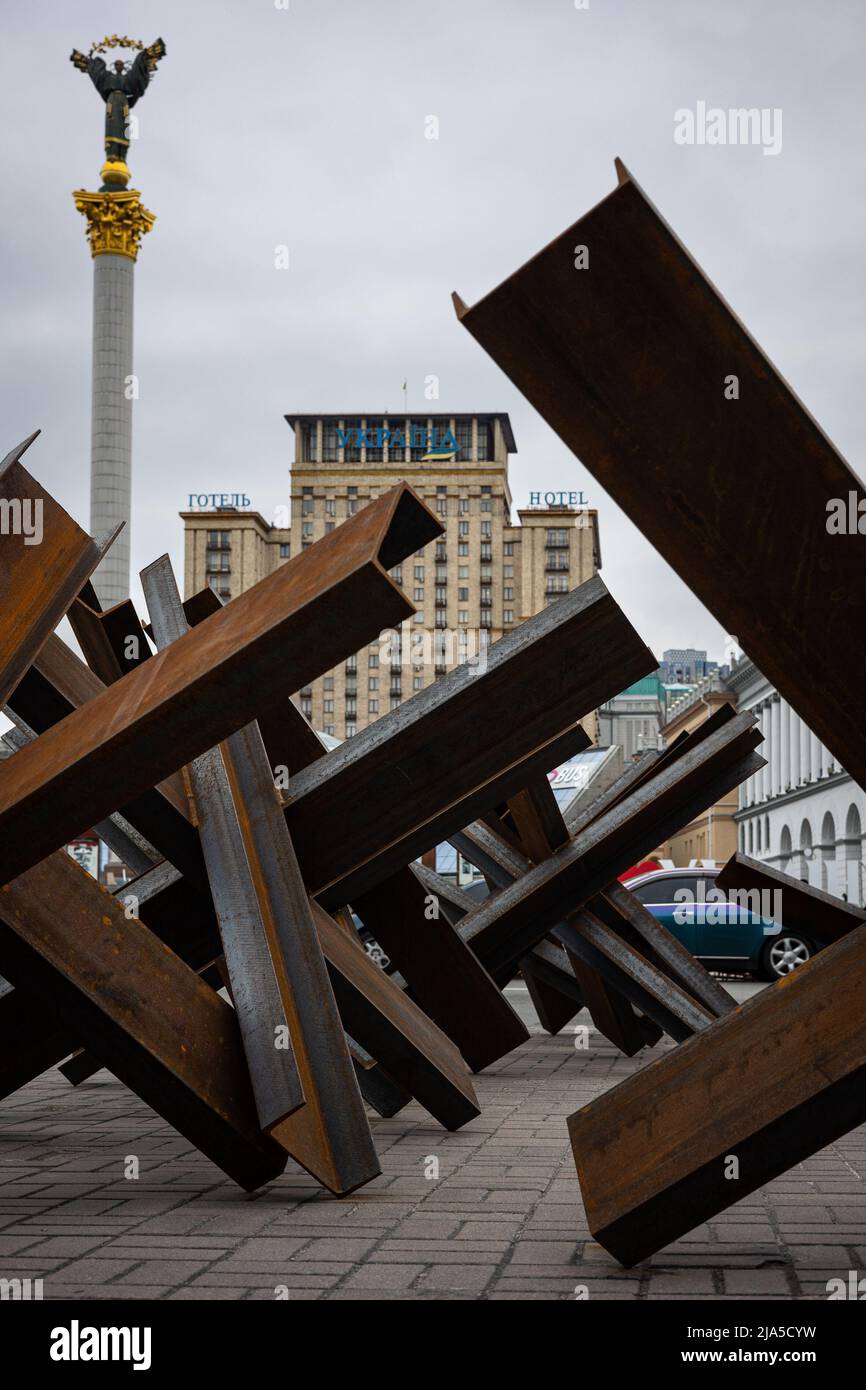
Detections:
628,866,824,980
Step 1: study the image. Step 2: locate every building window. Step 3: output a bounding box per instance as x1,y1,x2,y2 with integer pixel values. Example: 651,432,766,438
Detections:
343,419,361,462
477,421,492,460
458,565,469,579
324,699,334,714
481,497,492,513
390,696,401,710
346,655,357,672
413,676,424,690
458,587,469,601
414,611,425,624
458,542,469,557
455,419,473,460
459,520,469,537
546,528,569,547
279,542,290,558
480,544,492,561
324,676,334,691
459,497,470,514
325,522,335,533
437,498,448,517
322,420,338,462
365,420,383,463
480,611,492,628
435,543,447,562
303,422,318,461
409,418,429,462
368,699,378,714
302,522,313,538
504,587,513,601
459,609,469,624
504,609,514,623
325,498,336,516
206,529,231,549
300,697,312,719
391,565,403,585
414,564,424,580
481,520,492,537
369,677,379,691
504,564,513,578
368,653,379,668
346,722,357,737
413,587,424,601
503,542,514,556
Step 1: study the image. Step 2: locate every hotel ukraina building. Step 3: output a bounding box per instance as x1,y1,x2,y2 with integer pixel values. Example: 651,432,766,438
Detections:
181,412,600,741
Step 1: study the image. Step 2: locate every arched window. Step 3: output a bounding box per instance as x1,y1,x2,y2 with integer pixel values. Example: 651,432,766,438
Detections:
799,819,813,883
764,815,770,853
820,812,836,860
779,824,792,869
845,804,862,855
844,804,864,907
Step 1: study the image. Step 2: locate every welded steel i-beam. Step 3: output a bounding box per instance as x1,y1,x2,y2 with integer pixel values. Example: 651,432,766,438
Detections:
0,852,287,1191
568,919,866,1266
0,482,440,885
0,433,121,708
454,160,866,788
142,555,380,1194
282,573,656,905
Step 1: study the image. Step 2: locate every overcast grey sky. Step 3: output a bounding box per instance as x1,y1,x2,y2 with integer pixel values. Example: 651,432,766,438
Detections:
1,0,863,662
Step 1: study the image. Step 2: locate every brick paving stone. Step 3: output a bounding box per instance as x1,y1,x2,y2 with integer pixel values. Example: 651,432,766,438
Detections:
1,1031,865,1300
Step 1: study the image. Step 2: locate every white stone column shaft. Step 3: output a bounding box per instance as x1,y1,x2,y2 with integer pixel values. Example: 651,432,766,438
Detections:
90,252,134,606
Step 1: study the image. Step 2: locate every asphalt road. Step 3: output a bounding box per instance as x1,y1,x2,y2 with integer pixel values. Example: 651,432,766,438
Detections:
504,975,766,1033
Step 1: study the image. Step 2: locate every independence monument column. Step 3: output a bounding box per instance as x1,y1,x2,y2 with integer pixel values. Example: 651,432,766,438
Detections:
70,35,166,607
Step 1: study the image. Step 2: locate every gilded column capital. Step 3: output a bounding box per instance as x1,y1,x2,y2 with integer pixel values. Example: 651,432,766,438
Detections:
73,188,155,261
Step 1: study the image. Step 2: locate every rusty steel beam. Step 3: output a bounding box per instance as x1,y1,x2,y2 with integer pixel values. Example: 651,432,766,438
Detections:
310,901,480,1131
0,861,224,1104
0,483,439,885
716,852,866,947
220,722,381,1195
141,556,305,1134
454,160,866,787
0,852,287,1190
0,433,121,707
67,591,153,685
568,920,866,1266
554,912,714,1042
248,654,530,1076
599,882,735,1020
460,713,764,979
352,868,529,1072
519,944,585,1036
283,574,654,904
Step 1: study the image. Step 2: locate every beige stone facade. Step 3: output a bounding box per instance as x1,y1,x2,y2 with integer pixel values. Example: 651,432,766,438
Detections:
654,676,738,865
181,413,600,741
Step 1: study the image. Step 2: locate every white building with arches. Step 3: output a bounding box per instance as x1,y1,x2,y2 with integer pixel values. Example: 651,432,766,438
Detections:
727,656,865,906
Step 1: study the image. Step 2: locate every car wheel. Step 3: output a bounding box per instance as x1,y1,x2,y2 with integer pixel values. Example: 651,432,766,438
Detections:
761,933,812,980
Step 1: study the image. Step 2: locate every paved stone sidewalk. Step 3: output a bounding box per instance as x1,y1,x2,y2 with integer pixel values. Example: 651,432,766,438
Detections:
0,1026,864,1300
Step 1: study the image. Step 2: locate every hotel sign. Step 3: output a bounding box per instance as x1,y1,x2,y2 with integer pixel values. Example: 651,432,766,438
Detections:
529,491,588,506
